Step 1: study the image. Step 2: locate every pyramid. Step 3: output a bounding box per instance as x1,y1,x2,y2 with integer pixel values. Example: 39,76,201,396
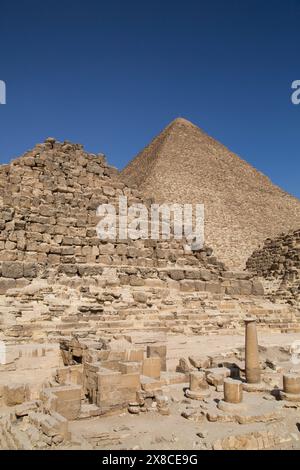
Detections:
121,118,300,269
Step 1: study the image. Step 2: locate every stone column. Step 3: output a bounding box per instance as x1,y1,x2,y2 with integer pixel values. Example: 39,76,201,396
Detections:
185,371,210,400
218,378,246,412
244,317,261,384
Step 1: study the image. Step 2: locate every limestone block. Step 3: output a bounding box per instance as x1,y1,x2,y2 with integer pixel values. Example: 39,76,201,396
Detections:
0,278,16,294
180,280,195,291
239,280,253,295
125,349,144,362
119,361,142,374
97,369,140,411
251,280,264,296
15,401,40,417
23,262,38,278
223,378,243,404
205,367,231,388
169,270,185,281
41,384,81,420
129,276,145,286
176,357,192,374
102,186,115,197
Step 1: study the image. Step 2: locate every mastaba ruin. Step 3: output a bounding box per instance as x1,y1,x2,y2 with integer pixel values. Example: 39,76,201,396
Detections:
121,118,300,269
0,121,300,450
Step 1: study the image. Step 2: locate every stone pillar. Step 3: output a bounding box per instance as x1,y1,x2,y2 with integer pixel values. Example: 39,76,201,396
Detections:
223,378,243,404
280,373,300,401
244,317,261,384
283,373,300,394
185,371,210,400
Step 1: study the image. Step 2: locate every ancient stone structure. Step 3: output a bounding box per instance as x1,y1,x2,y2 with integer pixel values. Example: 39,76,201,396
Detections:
217,378,245,412
244,318,261,384
0,133,300,450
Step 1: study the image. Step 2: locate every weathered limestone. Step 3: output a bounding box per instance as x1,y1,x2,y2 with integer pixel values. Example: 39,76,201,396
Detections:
213,430,292,450
280,373,300,402
41,385,82,420
142,357,161,379
3,383,30,406
1,137,300,451
185,371,210,400
188,355,211,370
121,117,300,270
247,228,300,305
218,378,246,412
244,317,261,384
205,367,231,391
97,369,141,412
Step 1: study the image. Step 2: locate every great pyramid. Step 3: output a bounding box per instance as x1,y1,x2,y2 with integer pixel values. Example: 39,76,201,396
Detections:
121,117,300,269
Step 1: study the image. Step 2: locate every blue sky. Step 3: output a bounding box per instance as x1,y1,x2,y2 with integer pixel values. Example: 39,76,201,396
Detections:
0,0,300,197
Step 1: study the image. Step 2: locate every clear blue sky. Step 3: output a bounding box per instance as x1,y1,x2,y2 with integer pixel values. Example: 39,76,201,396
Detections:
1,0,300,197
